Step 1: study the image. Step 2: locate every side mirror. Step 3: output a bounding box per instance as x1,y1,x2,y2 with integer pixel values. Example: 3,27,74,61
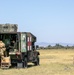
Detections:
36,45,39,50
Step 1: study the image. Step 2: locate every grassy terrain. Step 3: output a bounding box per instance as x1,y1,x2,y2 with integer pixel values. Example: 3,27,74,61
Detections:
1,49,74,75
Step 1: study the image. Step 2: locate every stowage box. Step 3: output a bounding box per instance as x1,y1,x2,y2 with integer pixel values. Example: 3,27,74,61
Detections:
0,23,18,33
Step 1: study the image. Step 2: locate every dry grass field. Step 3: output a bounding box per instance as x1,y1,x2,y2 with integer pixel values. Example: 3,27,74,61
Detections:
1,49,74,75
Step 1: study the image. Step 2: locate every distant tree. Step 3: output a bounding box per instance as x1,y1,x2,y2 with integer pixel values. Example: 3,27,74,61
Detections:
53,43,64,49
39,46,45,50
46,45,52,49
66,45,70,49
71,45,74,49
48,45,51,47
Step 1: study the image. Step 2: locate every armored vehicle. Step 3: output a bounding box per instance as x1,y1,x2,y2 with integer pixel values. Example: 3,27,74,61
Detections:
0,24,40,68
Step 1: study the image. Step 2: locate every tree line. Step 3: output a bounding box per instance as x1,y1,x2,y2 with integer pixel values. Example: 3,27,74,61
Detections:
36,44,74,50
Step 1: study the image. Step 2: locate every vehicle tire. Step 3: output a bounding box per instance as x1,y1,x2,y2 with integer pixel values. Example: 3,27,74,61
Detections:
23,57,28,68
34,57,39,66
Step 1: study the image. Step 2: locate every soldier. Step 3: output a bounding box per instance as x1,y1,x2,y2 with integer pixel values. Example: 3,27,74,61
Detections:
3,39,10,57
10,40,17,52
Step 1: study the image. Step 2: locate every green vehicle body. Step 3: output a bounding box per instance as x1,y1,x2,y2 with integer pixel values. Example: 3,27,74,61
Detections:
0,24,40,68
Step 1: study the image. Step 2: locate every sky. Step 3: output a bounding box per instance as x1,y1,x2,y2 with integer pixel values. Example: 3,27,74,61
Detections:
0,0,74,43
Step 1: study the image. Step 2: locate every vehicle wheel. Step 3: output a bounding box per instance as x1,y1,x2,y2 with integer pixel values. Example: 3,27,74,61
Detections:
34,57,39,66
23,57,28,68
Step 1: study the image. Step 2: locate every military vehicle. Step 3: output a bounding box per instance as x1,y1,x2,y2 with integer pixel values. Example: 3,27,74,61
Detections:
0,24,40,68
